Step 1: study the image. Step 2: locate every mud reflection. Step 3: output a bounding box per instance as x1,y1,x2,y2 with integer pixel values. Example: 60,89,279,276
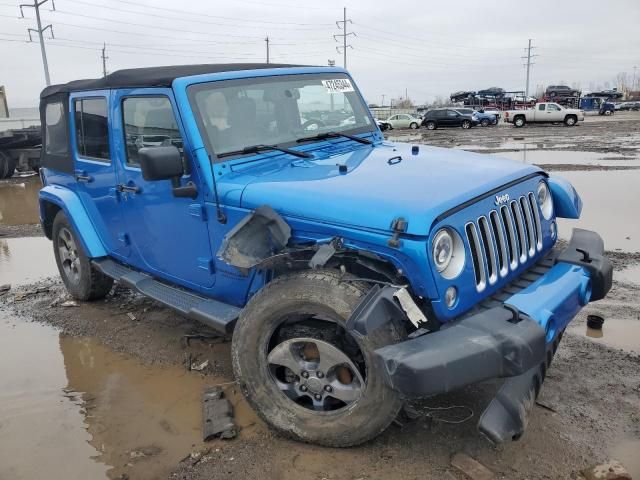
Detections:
0,236,58,286
0,176,40,225
0,316,261,480
568,318,640,354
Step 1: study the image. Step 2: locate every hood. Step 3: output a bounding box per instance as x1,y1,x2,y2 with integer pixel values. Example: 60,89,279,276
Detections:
219,142,542,235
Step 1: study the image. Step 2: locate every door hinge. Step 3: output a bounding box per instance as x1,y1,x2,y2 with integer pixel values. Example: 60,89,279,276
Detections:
197,257,215,273
189,203,208,221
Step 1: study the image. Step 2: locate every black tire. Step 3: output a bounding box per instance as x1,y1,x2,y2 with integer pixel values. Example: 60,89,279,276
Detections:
461,120,471,129
549,91,556,97
564,115,577,126
231,270,404,447
480,118,490,127
425,121,437,130
0,152,16,179
514,116,526,128
604,110,612,116
409,122,419,129
52,211,113,301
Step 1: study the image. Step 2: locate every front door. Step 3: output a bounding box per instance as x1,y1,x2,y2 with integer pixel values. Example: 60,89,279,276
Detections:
112,88,215,289
546,103,563,121
70,92,130,259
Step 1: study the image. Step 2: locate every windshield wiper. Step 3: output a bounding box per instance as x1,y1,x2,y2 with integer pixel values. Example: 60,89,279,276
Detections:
296,131,373,145
218,144,312,159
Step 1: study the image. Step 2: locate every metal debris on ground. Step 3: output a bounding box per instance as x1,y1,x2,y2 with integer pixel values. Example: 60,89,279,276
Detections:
181,332,226,347
451,452,495,480
60,300,79,307
126,312,136,321
190,359,209,372
202,386,237,441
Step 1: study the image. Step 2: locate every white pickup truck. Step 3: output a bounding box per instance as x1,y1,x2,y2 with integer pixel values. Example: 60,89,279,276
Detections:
503,102,585,127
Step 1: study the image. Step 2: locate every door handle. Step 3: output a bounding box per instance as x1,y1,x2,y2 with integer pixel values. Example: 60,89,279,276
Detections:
74,170,93,182
117,183,141,194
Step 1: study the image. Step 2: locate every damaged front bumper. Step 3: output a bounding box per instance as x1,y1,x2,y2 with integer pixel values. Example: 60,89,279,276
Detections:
347,228,613,443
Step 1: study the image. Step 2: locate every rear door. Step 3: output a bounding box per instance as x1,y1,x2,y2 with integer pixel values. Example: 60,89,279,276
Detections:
112,88,215,289
70,91,130,259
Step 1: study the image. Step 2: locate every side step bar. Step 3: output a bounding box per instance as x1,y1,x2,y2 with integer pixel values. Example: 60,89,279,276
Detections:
92,258,240,335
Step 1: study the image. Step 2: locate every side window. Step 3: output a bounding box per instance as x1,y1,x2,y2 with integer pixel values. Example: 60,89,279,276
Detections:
447,110,458,117
434,110,446,118
44,101,68,155
74,97,109,161
538,104,546,111
122,96,183,166
548,104,560,111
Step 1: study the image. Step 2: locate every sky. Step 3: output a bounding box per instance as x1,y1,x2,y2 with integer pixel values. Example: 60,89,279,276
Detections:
1,0,639,109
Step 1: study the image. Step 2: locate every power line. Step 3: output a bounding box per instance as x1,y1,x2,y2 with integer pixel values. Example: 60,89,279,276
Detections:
334,7,354,69
19,0,54,86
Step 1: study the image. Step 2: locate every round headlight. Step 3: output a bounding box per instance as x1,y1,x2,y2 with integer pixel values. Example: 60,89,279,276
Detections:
537,181,553,220
433,229,453,272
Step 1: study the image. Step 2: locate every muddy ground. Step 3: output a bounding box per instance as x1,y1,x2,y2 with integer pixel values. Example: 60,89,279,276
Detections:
1,113,639,480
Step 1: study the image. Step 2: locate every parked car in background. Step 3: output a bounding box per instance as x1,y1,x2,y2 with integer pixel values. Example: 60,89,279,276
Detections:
619,102,640,111
510,95,537,104
385,113,421,129
454,108,497,127
477,87,505,97
421,108,476,130
545,85,580,97
376,119,391,131
450,90,475,102
585,90,624,100
503,102,585,127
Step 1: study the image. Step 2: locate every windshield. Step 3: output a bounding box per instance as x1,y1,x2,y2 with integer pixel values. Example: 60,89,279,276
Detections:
188,73,374,159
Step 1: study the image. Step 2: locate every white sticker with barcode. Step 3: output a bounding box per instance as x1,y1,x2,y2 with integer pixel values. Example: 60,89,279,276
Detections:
322,78,355,94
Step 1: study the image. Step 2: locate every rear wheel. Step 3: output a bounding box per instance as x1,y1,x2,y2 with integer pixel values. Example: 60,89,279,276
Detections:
564,115,577,126
426,121,437,130
604,110,612,116
231,270,404,447
461,120,471,129
514,116,526,128
52,211,113,301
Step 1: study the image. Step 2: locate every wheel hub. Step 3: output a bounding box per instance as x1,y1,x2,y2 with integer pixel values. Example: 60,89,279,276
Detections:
267,337,365,411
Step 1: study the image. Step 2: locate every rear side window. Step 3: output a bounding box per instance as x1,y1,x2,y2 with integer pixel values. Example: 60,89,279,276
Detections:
122,96,183,166
44,102,69,155
74,97,109,161
538,104,546,111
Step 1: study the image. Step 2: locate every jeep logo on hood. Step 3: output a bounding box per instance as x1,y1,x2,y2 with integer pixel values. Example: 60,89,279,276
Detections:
494,193,510,206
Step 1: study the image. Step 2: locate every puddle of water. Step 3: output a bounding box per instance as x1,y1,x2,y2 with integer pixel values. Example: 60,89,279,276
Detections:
0,176,41,225
554,170,640,252
0,317,261,480
616,264,640,285
610,439,640,478
0,236,58,286
567,318,640,353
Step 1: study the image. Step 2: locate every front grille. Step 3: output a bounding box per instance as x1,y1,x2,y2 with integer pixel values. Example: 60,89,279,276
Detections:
465,192,543,292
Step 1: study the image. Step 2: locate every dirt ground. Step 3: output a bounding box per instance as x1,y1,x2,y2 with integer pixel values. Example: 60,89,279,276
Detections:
1,113,639,480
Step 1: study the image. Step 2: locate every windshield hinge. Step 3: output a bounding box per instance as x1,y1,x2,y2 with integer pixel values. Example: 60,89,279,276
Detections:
388,217,408,248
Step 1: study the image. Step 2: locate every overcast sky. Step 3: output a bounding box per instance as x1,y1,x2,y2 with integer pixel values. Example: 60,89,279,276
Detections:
1,0,639,109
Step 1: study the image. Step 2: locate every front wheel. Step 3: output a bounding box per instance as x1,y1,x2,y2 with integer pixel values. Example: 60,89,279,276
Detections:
52,211,113,301
231,270,404,447
425,121,437,130
604,110,612,116
461,120,471,129
480,118,490,127
409,122,419,129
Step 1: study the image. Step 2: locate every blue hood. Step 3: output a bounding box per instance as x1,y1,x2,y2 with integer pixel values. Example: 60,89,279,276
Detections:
220,142,542,235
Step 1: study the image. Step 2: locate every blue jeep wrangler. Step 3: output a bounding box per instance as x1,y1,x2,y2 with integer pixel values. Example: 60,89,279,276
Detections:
38,64,613,447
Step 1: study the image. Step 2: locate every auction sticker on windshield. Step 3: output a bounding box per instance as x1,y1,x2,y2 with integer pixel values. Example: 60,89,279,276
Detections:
322,79,355,94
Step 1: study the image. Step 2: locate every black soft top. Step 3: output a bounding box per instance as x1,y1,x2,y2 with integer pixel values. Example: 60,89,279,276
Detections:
40,63,305,98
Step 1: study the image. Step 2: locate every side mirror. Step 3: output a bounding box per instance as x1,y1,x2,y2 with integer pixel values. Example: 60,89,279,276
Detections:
139,146,183,181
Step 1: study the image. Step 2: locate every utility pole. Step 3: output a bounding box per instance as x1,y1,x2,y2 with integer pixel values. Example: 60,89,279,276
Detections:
521,39,537,97
633,66,637,91
101,42,108,78
20,0,55,86
381,94,386,106
334,7,354,69
265,36,269,64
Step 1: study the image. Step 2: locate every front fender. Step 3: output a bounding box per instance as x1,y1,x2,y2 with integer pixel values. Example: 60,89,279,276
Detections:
39,185,107,258
548,176,582,219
